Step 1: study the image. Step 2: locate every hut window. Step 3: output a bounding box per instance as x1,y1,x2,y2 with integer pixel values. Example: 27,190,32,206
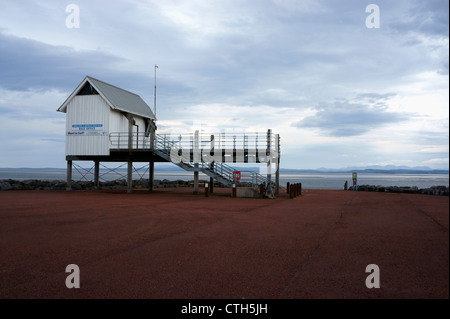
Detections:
77,82,99,95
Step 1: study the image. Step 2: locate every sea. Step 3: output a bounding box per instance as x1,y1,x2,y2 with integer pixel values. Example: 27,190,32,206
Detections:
0,168,448,190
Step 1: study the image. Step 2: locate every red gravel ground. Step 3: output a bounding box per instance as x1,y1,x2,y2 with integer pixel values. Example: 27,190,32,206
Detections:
0,188,448,299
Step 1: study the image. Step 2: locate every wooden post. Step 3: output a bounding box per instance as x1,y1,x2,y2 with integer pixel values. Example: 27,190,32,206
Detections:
209,164,214,193
205,182,209,197
260,183,265,198
66,160,72,191
149,119,156,192
127,161,133,193
126,113,134,194
94,161,100,189
194,167,199,194
286,182,290,194
149,161,154,191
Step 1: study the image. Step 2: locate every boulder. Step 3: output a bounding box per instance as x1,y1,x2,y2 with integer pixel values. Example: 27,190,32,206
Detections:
71,183,82,190
0,181,12,191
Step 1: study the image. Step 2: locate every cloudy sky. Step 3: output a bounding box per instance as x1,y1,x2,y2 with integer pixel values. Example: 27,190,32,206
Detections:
0,0,448,169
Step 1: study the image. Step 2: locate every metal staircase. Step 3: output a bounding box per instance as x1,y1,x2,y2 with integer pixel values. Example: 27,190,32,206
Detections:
153,134,266,187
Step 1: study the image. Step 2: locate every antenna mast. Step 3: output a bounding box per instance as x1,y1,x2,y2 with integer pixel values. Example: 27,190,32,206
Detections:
154,64,158,119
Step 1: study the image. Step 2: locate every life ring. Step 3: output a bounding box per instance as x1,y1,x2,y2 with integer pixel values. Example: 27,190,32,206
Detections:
233,171,241,181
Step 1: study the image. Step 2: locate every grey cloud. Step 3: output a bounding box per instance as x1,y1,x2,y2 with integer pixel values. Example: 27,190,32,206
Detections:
385,0,449,77
413,130,450,146
292,95,409,136
356,92,397,101
40,137,64,143
0,32,152,93
389,0,449,38
437,60,449,75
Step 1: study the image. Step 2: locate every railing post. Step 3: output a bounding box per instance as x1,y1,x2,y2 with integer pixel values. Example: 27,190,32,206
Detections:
209,134,215,193
194,130,200,164
150,129,155,151
266,129,272,184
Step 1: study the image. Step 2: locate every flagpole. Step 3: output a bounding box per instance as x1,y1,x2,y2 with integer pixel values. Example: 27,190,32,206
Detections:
154,64,158,119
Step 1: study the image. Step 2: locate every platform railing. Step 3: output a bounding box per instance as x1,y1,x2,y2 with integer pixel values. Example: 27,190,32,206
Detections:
109,131,277,187
239,171,267,186
109,131,279,157
164,132,278,151
109,132,150,150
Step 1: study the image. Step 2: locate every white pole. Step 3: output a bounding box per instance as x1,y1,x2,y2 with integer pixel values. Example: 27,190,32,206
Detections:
267,129,272,183
154,65,158,118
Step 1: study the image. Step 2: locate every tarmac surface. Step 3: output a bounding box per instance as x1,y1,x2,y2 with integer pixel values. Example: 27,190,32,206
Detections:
0,188,448,299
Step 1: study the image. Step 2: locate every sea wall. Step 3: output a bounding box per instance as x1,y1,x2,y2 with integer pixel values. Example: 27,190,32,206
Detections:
0,179,193,191
348,184,449,196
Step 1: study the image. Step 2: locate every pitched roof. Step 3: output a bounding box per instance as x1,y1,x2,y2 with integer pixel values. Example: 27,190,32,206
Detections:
57,76,155,120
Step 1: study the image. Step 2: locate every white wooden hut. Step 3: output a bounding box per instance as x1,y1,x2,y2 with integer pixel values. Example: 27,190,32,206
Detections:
57,76,156,191
57,76,156,156
57,76,280,195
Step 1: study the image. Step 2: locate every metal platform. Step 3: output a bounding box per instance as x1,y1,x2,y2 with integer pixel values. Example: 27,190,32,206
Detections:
66,130,280,195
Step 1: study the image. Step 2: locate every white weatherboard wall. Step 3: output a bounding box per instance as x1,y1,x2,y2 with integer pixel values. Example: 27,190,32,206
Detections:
110,110,147,149
66,95,149,155
109,110,146,135
66,95,110,156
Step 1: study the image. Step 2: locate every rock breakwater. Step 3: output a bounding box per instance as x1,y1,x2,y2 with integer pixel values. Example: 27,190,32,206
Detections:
0,179,193,191
348,184,449,196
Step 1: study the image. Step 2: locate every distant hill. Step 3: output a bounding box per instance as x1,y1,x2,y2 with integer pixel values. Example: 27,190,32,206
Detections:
279,167,449,174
